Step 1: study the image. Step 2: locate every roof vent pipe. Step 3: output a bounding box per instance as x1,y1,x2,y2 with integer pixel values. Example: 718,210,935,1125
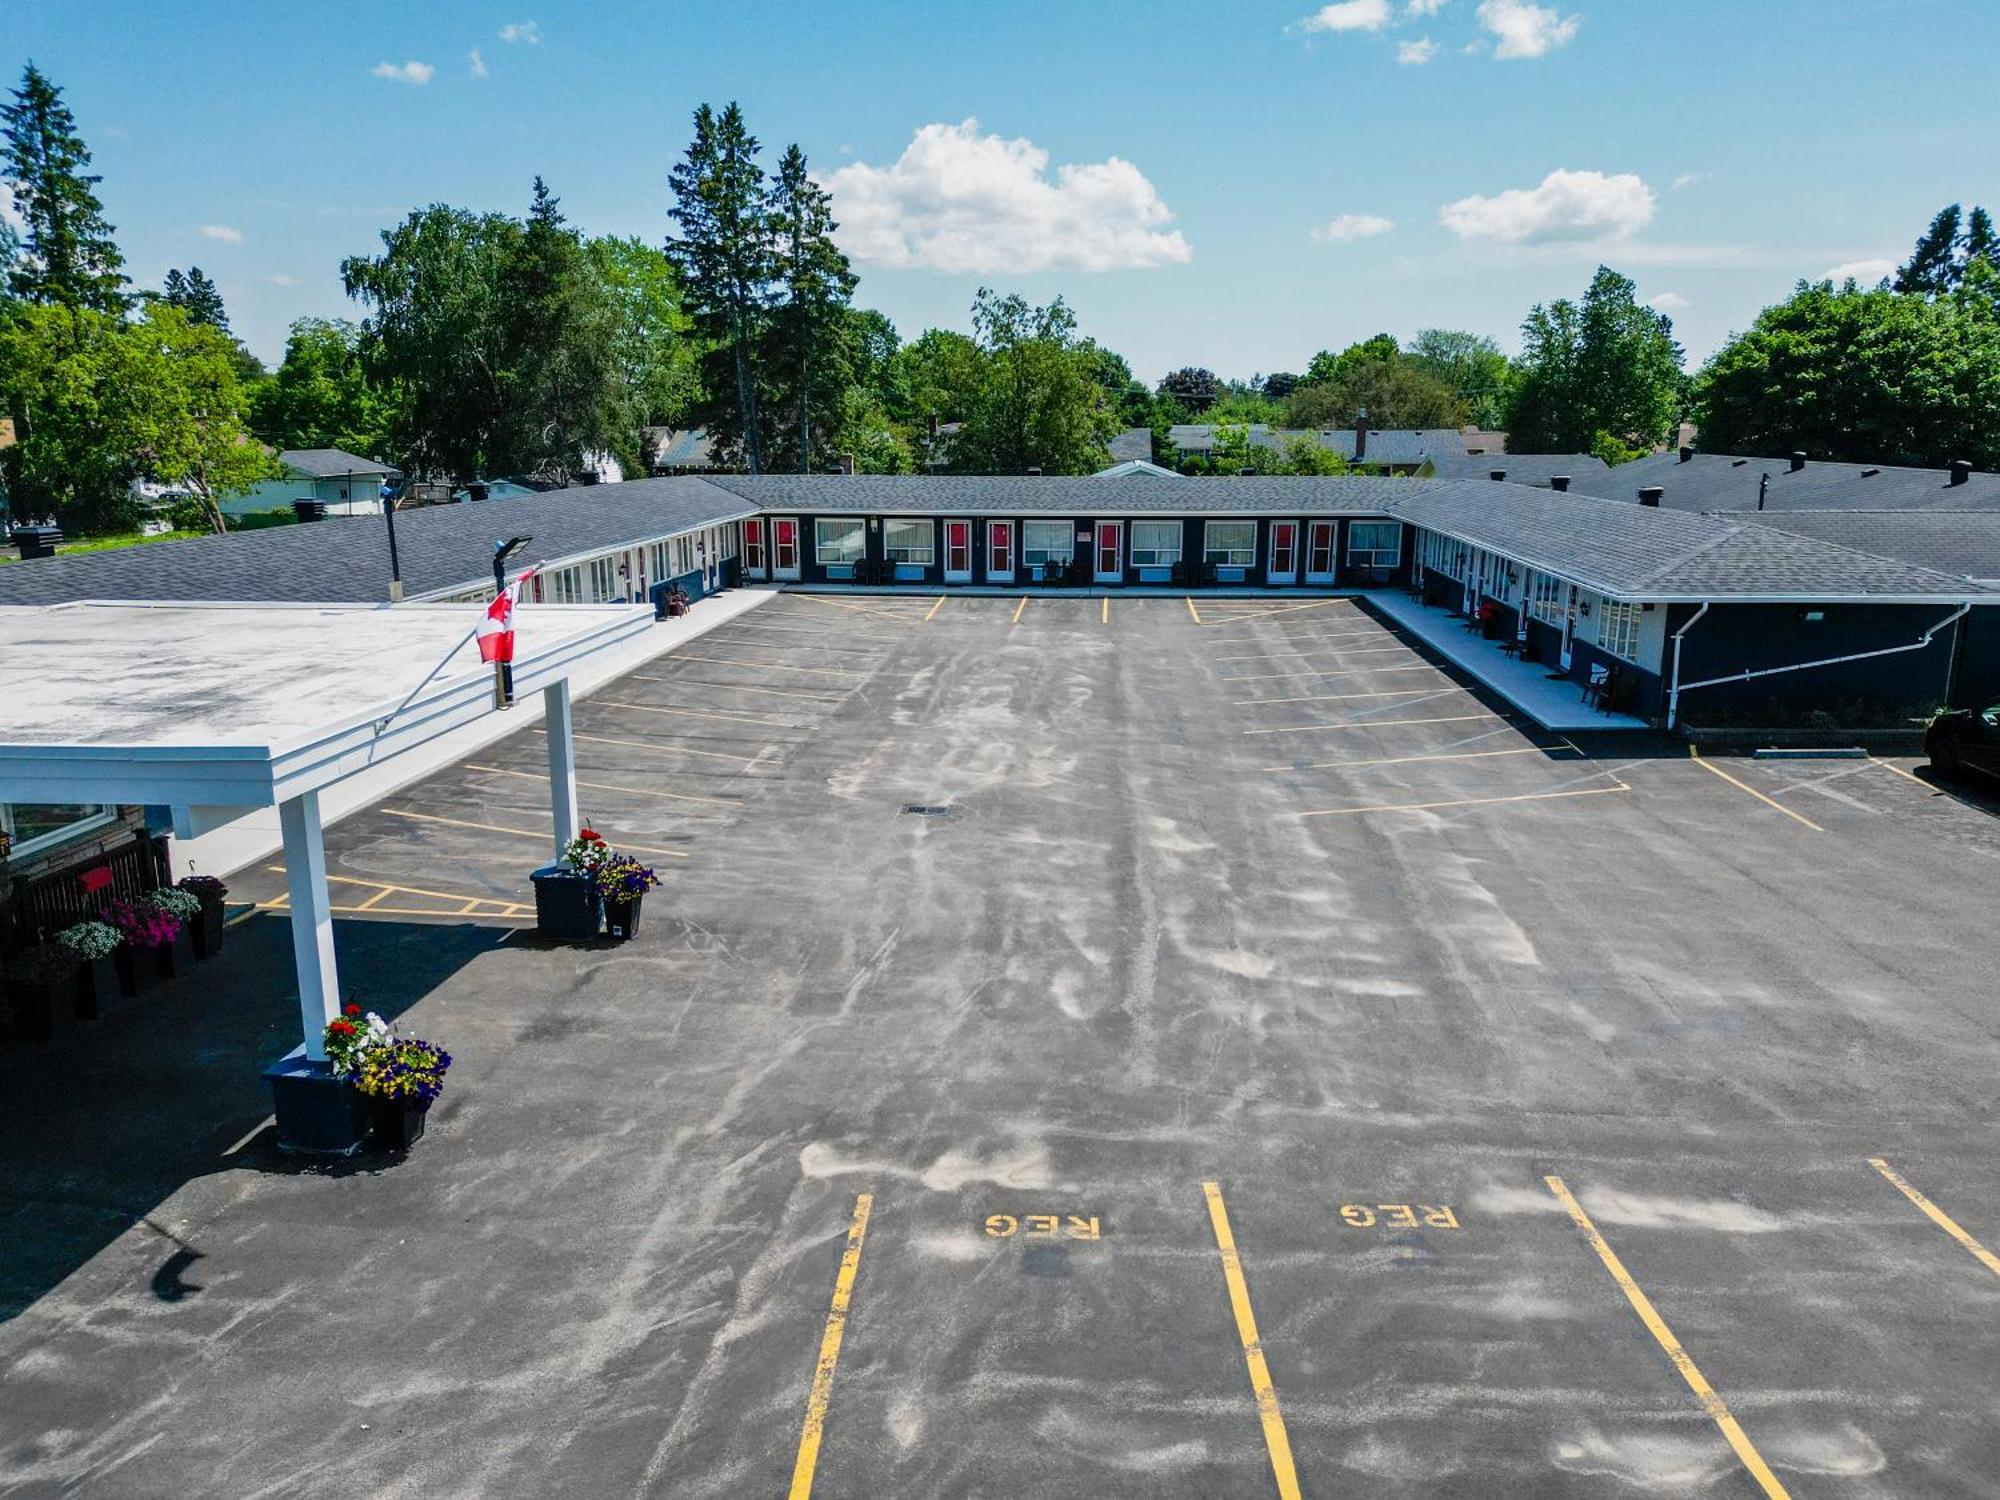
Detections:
1678,445,1694,463
1790,451,1806,472
1353,422,1368,462
1240,466,1255,476
1951,459,1973,486
1550,475,1571,492
1638,485,1664,507
1489,469,1507,482
1025,466,1042,477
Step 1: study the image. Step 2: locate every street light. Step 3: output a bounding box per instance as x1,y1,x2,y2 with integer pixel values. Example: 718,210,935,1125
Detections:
380,481,404,601
490,535,534,709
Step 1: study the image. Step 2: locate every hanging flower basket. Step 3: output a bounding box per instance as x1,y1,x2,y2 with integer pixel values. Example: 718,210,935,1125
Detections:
178,874,229,958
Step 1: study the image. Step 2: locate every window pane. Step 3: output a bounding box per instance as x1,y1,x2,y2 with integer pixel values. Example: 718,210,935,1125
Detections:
815,518,865,564
1023,520,1070,563
1129,520,1182,566
885,519,934,563
1204,520,1256,565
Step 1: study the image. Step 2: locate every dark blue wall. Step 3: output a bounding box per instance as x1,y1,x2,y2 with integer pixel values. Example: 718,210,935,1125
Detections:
1953,604,2000,708
1668,601,1964,722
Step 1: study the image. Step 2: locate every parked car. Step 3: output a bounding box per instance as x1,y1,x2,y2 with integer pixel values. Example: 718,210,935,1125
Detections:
1925,703,2000,780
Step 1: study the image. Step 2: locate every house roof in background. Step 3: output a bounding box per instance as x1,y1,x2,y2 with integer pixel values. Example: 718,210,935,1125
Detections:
1425,454,1612,487
1394,480,1985,601
1570,450,2000,512
1093,460,1184,480
0,476,752,607
1107,427,1154,463
1165,425,1469,466
278,448,394,478
1740,510,2000,585
645,427,721,469
706,474,1433,514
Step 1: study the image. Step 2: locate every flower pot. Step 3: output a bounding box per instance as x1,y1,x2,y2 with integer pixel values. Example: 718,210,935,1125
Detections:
367,1093,430,1152
531,864,601,943
191,899,226,959
265,1054,374,1155
73,955,120,1020
154,928,196,981
6,976,77,1044
116,946,156,999
605,893,644,941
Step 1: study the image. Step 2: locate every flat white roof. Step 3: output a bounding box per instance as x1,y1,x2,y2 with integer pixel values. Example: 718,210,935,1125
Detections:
0,601,650,808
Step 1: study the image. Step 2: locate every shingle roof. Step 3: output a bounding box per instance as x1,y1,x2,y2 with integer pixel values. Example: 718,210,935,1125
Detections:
279,448,394,479
1569,450,2000,512
1738,510,2000,585
1391,480,1983,600
1108,427,1154,463
703,473,1435,514
1165,425,1467,465
0,477,751,606
1425,453,1612,487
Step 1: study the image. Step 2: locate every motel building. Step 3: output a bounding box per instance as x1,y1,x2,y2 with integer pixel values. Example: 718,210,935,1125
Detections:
3,470,1996,1061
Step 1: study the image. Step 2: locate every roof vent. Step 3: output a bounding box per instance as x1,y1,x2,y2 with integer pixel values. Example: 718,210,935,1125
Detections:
1240,467,1254,476
1678,445,1694,463
1731,459,1749,468
1951,459,1973,486
1550,475,1571,492
1861,468,1881,478
1790,451,1807,472
1638,486,1665,508
1489,469,1507,482
1025,466,1042,477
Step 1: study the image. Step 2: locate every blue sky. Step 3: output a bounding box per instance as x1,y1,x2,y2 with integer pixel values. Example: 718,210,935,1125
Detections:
10,0,1998,383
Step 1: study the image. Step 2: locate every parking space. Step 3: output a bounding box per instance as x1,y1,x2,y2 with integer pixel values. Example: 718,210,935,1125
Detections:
7,593,2000,1497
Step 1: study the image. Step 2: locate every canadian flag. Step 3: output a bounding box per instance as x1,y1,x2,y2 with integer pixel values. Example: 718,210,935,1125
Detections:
477,566,540,664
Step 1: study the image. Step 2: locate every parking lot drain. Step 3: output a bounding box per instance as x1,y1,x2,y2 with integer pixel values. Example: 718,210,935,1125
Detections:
901,804,952,817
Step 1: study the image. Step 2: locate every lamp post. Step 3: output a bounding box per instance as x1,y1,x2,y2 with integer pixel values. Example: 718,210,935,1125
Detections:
381,481,404,601
492,535,533,708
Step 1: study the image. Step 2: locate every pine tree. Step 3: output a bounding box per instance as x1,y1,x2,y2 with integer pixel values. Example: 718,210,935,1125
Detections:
1,63,127,311
666,103,776,473
1963,206,1997,270
163,265,229,331
1896,204,1962,296
765,144,856,472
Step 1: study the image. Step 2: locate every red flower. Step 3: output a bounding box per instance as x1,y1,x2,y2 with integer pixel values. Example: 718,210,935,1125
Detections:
328,1019,356,1038
579,827,604,842
343,1004,362,1017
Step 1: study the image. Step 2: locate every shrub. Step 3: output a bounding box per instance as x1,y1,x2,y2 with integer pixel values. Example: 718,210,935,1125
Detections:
55,920,121,961
146,887,203,923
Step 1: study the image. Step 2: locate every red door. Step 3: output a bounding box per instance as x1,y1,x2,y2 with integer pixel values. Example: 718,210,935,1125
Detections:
773,518,799,577
988,521,1013,578
1095,522,1122,582
945,520,972,578
742,518,765,577
1305,521,1336,581
1269,521,1297,583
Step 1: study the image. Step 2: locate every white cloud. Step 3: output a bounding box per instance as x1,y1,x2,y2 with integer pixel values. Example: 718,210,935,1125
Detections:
1671,172,1701,191
0,183,22,231
265,273,296,287
1648,291,1689,310
1439,168,1653,244
1398,36,1440,63
371,60,434,84
199,224,243,244
1825,257,1896,285
469,47,488,78
1315,213,1396,242
1406,0,1450,12
827,119,1191,274
499,20,541,43
1298,0,1393,32
1476,0,1580,58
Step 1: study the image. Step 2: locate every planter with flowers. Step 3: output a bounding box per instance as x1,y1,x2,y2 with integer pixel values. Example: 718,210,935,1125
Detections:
143,888,202,978
105,898,180,996
56,920,122,1017
178,874,229,958
5,943,82,1043
265,1004,454,1155
598,856,662,941
532,828,610,942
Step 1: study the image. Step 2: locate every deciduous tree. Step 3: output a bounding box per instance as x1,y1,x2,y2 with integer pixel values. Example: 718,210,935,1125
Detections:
947,288,1116,476
1503,266,1682,454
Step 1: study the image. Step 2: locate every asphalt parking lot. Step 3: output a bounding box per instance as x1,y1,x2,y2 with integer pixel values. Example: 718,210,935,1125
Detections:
4,592,1999,1498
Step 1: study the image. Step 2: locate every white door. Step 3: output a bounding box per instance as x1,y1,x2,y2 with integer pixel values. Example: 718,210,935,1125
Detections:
772,517,801,581
987,521,1015,583
742,518,767,580
1304,521,1336,584
1094,521,1123,584
944,520,973,583
1560,585,1577,670
1267,521,1298,586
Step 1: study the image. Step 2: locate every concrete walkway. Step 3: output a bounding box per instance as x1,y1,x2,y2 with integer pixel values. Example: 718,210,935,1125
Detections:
1363,588,1650,731
171,586,780,879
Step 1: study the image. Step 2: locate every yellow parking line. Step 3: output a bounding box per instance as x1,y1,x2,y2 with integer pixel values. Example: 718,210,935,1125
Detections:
1689,746,1823,832
1012,596,1029,626
1300,783,1628,818
464,762,739,809
1546,1176,1792,1499
536,727,765,765
1868,756,1934,788
923,595,946,623
1234,688,1440,708
266,866,539,912
1202,1182,1302,1500
1243,712,1504,736
1262,744,1563,774
1868,1157,2000,1277
1101,597,1110,625
1185,596,1202,625
669,653,869,678
380,806,692,859
256,900,535,921
1223,649,1412,678
1200,598,1349,627
352,886,393,910
785,593,922,621
593,699,799,730
629,674,843,703
787,1193,875,1500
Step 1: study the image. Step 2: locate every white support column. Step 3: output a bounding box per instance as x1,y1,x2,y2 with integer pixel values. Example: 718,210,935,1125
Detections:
278,789,341,1060
544,678,579,861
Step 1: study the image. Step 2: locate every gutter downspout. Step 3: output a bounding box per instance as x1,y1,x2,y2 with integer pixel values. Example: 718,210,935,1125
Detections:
1672,604,1972,724
1666,601,1710,731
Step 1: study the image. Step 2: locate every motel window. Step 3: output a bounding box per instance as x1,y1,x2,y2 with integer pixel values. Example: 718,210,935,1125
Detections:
549,567,585,604
1203,520,1257,568
1128,520,1182,568
1527,571,1565,625
1347,521,1401,567
0,803,117,862
816,518,866,566
590,557,619,600
1023,521,1071,566
649,542,670,580
1596,599,1643,661
884,519,935,565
